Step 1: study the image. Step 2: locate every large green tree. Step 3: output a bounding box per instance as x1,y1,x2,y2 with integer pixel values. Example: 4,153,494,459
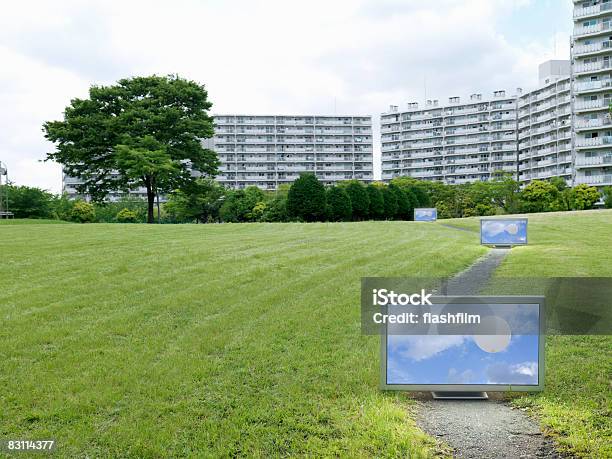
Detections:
44,75,219,223
286,173,326,222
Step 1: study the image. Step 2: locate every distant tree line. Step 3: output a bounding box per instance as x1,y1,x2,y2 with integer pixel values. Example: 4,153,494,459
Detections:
1,174,608,223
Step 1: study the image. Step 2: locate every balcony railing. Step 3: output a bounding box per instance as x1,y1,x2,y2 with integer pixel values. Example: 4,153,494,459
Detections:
574,79,612,92
573,40,612,56
574,99,609,110
574,174,612,185
575,135,612,147
574,21,612,37
573,60,612,74
575,153,612,166
574,2,612,19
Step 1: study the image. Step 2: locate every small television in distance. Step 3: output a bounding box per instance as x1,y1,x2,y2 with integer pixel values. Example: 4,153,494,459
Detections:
414,208,437,222
480,218,527,246
380,296,545,395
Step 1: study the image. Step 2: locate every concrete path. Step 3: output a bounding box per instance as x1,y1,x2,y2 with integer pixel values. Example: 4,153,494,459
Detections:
415,247,566,458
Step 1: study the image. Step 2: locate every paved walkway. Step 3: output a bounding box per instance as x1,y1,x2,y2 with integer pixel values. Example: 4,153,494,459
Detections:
415,247,566,458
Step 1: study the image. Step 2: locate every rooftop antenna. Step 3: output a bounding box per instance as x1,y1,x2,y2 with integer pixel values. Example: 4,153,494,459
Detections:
334,97,337,115
424,75,427,103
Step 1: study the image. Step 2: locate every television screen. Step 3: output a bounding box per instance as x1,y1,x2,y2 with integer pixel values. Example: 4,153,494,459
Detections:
480,218,528,246
381,297,544,391
414,208,437,222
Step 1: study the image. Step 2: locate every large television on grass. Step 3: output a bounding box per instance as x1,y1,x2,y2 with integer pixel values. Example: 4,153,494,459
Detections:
414,208,437,222
380,296,544,392
480,218,528,246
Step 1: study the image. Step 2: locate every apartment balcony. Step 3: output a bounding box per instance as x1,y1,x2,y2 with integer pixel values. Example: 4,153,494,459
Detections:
573,60,612,74
575,153,612,166
491,165,517,173
574,78,612,93
575,136,612,147
574,99,609,111
573,40,612,56
574,174,612,185
447,167,482,174
574,2,612,19
575,116,612,129
573,21,612,38
411,170,439,177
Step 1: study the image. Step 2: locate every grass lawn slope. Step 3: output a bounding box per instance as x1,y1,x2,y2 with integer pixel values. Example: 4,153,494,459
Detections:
0,221,484,457
443,210,612,458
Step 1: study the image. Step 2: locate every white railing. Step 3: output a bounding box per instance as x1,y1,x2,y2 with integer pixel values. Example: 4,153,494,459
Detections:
575,154,612,166
574,79,612,92
573,40,612,55
574,21,612,37
574,99,608,110
574,174,612,185
575,136,612,147
575,117,611,128
573,60,612,74
574,2,612,19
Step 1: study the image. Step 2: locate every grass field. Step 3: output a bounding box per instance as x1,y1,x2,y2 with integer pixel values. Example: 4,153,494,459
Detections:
0,212,610,457
0,220,485,457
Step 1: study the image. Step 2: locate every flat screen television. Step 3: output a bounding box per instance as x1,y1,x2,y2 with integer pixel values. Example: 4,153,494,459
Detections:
380,296,544,392
414,208,437,222
480,218,528,246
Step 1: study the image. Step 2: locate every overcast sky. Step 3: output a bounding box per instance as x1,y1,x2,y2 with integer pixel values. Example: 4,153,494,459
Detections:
0,0,573,193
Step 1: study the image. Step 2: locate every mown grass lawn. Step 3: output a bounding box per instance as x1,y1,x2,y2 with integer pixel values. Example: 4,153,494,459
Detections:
0,220,486,458
443,210,612,458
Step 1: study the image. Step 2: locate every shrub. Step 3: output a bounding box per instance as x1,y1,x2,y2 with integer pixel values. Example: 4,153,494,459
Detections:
603,186,612,209
326,186,352,221
342,180,370,220
286,173,327,222
520,180,558,213
367,184,385,220
571,184,600,210
70,201,96,223
381,185,398,219
116,208,139,223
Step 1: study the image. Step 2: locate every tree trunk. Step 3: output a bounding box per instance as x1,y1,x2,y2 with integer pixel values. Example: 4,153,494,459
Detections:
145,177,155,224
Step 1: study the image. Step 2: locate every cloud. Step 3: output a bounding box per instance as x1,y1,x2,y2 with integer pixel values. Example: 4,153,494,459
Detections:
486,361,538,384
389,335,468,361
0,0,572,192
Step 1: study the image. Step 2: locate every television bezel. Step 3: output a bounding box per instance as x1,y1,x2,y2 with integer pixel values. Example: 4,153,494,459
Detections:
379,295,545,392
480,217,528,246
414,208,438,222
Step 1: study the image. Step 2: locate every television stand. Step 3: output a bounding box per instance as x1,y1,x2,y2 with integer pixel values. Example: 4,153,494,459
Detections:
431,391,488,400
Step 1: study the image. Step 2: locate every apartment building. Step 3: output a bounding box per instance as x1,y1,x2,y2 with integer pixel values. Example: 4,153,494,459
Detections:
62,114,373,198
572,0,612,187
213,115,373,189
381,91,518,184
518,61,573,184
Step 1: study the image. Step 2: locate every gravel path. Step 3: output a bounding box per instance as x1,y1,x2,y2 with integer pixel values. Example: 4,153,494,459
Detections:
415,247,566,458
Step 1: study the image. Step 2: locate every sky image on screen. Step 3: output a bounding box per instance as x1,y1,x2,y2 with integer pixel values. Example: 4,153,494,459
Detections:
386,303,540,386
481,219,527,245
414,208,437,222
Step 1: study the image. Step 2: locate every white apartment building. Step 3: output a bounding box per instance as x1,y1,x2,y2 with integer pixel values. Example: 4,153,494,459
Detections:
572,0,612,187
62,114,373,198
213,115,373,189
381,91,518,184
518,61,573,184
